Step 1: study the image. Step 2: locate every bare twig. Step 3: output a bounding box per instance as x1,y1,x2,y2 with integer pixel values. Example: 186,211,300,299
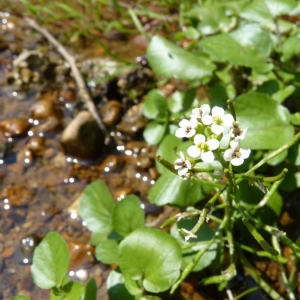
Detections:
24,17,108,138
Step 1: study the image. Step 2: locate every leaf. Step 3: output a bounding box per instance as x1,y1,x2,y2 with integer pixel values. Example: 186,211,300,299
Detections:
79,180,115,235
143,89,168,119
291,112,300,125
147,35,216,81
199,24,273,72
273,85,296,103
143,121,168,145
171,220,219,272
282,34,300,61
118,228,182,293
31,232,70,289
149,170,207,207
51,281,85,300
113,195,145,237
84,278,98,300
9,296,31,300
168,89,196,113
107,269,135,300
184,5,234,35
156,134,188,174
95,239,119,264
234,92,294,149
241,0,298,26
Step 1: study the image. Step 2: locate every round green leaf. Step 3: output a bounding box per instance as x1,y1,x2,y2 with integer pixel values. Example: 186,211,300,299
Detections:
143,121,167,145
96,239,119,264
147,35,216,81
234,92,294,149
84,278,98,300
143,89,168,119
51,281,85,300
79,180,115,235
112,195,145,237
149,170,207,207
31,232,70,289
118,228,182,293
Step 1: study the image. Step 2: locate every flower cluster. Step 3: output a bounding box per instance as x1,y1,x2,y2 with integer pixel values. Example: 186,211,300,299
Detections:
174,104,251,177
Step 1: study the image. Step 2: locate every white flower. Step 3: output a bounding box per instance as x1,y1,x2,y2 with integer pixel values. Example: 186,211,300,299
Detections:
230,122,248,141
202,106,234,135
191,104,210,120
223,140,251,166
175,117,198,138
187,134,220,162
174,151,192,177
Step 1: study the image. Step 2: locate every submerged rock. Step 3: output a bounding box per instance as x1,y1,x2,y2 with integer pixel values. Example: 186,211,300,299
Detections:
0,118,31,138
60,111,106,162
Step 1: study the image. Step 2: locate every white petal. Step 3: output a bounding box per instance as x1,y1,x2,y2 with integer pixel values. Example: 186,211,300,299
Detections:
191,108,201,118
231,157,244,166
186,128,196,138
179,119,190,128
230,140,240,150
179,151,185,160
175,128,187,138
202,115,213,125
190,117,198,127
200,104,211,116
178,167,188,176
185,160,192,169
201,151,214,163
224,149,234,161
207,138,220,150
194,134,206,145
212,106,224,116
187,145,200,158
211,124,224,135
223,114,234,126
240,148,251,159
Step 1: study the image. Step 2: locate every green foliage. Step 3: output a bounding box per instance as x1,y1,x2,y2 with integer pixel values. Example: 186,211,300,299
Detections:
118,228,182,293
147,35,216,81
31,232,70,289
9,296,31,300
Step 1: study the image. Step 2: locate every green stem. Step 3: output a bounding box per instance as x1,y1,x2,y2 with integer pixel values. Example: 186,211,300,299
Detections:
189,185,227,235
240,132,300,178
233,287,261,300
238,249,285,300
234,168,288,183
128,8,150,42
171,215,228,293
227,99,236,121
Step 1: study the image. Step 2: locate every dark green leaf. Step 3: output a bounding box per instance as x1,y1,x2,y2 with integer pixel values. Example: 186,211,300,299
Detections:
149,170,207,207
282,35,300,61
51,281,85,300
147,35,216,81
31,232,69,289
84,278,97,300
143,121,167,145
96,239,119,264
143,89,168,119
113,195,145,237
168,89,196,113
171,220,218,272
107,269,135,300
118,228,182,293
234,92,294,149
79,180,115,235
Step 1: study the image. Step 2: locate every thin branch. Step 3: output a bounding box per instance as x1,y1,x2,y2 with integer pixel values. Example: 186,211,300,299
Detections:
24,17,109,139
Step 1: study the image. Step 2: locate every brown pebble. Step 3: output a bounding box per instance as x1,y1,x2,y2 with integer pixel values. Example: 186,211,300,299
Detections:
31,99,62,120
16,147,34,167
27,136,45,156
1,185,35,206
2,247,14,258
97,154,124,172
100,100,122,127
0,118,31,137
